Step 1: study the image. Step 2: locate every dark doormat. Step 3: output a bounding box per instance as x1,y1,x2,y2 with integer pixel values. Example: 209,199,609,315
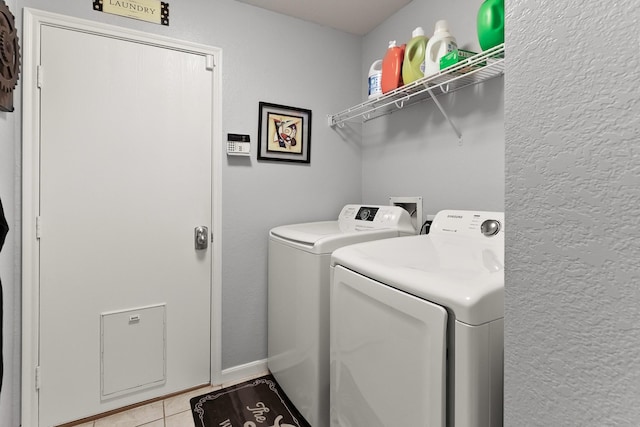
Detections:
190,374,311,427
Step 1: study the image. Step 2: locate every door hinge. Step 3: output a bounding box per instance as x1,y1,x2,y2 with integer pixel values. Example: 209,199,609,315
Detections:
35,366,41,390
37,65,43,89
36,216,42,239
205,55,215,71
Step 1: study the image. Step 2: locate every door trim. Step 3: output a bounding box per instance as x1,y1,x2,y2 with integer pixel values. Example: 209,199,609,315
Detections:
21,8,223,426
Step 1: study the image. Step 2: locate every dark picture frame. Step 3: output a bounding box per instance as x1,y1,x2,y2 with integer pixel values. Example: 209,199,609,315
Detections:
257,102,312,164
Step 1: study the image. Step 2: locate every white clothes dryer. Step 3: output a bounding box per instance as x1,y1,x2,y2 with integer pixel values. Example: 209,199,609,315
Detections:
330,210,504,427
268,205,415,427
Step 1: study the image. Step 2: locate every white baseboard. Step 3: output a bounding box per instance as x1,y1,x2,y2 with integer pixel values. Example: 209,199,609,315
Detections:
219,359,269,387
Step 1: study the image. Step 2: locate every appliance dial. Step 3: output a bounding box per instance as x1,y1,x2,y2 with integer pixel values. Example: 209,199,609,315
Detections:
481,219,501,237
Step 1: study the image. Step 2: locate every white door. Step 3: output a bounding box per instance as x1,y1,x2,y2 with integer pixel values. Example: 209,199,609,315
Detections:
35,23,215,426
330,265,448,427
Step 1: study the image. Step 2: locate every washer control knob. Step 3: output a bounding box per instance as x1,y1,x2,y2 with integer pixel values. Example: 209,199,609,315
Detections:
481,219,501,237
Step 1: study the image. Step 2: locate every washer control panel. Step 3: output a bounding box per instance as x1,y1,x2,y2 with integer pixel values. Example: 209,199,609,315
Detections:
355,206,379,221
431,210,504,239
338,205,414,234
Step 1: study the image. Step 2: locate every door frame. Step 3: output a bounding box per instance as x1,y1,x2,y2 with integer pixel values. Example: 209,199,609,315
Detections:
21,8,223,426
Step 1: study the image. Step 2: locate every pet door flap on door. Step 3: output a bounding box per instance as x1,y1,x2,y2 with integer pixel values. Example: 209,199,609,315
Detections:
101,304,166,398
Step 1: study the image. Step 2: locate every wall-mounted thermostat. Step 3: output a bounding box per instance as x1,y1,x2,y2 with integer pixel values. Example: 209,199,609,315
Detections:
227,133,251,156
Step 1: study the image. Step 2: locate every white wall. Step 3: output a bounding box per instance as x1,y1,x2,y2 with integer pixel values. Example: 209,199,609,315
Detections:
3,0,363,424
505,0,640,425
360,0,504,214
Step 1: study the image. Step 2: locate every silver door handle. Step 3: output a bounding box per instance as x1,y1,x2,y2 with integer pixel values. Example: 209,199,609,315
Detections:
194,226,208,250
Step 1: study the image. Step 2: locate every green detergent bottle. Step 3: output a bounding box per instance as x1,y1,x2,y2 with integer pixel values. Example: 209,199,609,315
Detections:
402,27,428,85
477,0,504,51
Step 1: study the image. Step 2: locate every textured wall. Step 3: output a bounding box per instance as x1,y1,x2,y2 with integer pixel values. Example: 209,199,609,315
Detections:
505,0,640,425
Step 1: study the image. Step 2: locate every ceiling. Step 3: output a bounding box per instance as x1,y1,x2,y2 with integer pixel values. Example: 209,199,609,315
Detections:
234,0,413,36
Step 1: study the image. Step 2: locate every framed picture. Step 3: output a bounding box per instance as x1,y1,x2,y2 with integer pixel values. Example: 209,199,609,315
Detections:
257,102,312,163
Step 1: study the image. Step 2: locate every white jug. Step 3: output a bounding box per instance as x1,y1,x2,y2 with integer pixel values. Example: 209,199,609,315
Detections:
423,20,458,78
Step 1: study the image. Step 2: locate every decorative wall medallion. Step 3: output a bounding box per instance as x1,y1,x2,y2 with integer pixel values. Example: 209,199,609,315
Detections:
0,0,20,112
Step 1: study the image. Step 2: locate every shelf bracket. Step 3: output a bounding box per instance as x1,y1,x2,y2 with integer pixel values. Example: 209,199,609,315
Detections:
427,88,462,141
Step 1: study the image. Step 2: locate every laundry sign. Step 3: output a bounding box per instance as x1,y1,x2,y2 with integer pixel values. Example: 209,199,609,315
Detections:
93,0,170,26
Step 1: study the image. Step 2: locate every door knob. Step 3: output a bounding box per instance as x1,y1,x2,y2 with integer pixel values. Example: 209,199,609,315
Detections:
194,226,208,250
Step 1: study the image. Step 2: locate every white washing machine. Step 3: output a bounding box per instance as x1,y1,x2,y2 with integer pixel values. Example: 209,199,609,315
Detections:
330,210,504,427
268,205,415,427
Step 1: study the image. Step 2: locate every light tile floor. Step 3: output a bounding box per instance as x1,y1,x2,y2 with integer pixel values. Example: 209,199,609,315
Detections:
71,373,266,427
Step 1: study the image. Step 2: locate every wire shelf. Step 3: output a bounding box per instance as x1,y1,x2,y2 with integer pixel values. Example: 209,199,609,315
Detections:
328,43,505,128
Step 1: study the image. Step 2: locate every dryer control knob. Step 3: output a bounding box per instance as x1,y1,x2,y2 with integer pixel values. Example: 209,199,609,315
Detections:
481,219,501,237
